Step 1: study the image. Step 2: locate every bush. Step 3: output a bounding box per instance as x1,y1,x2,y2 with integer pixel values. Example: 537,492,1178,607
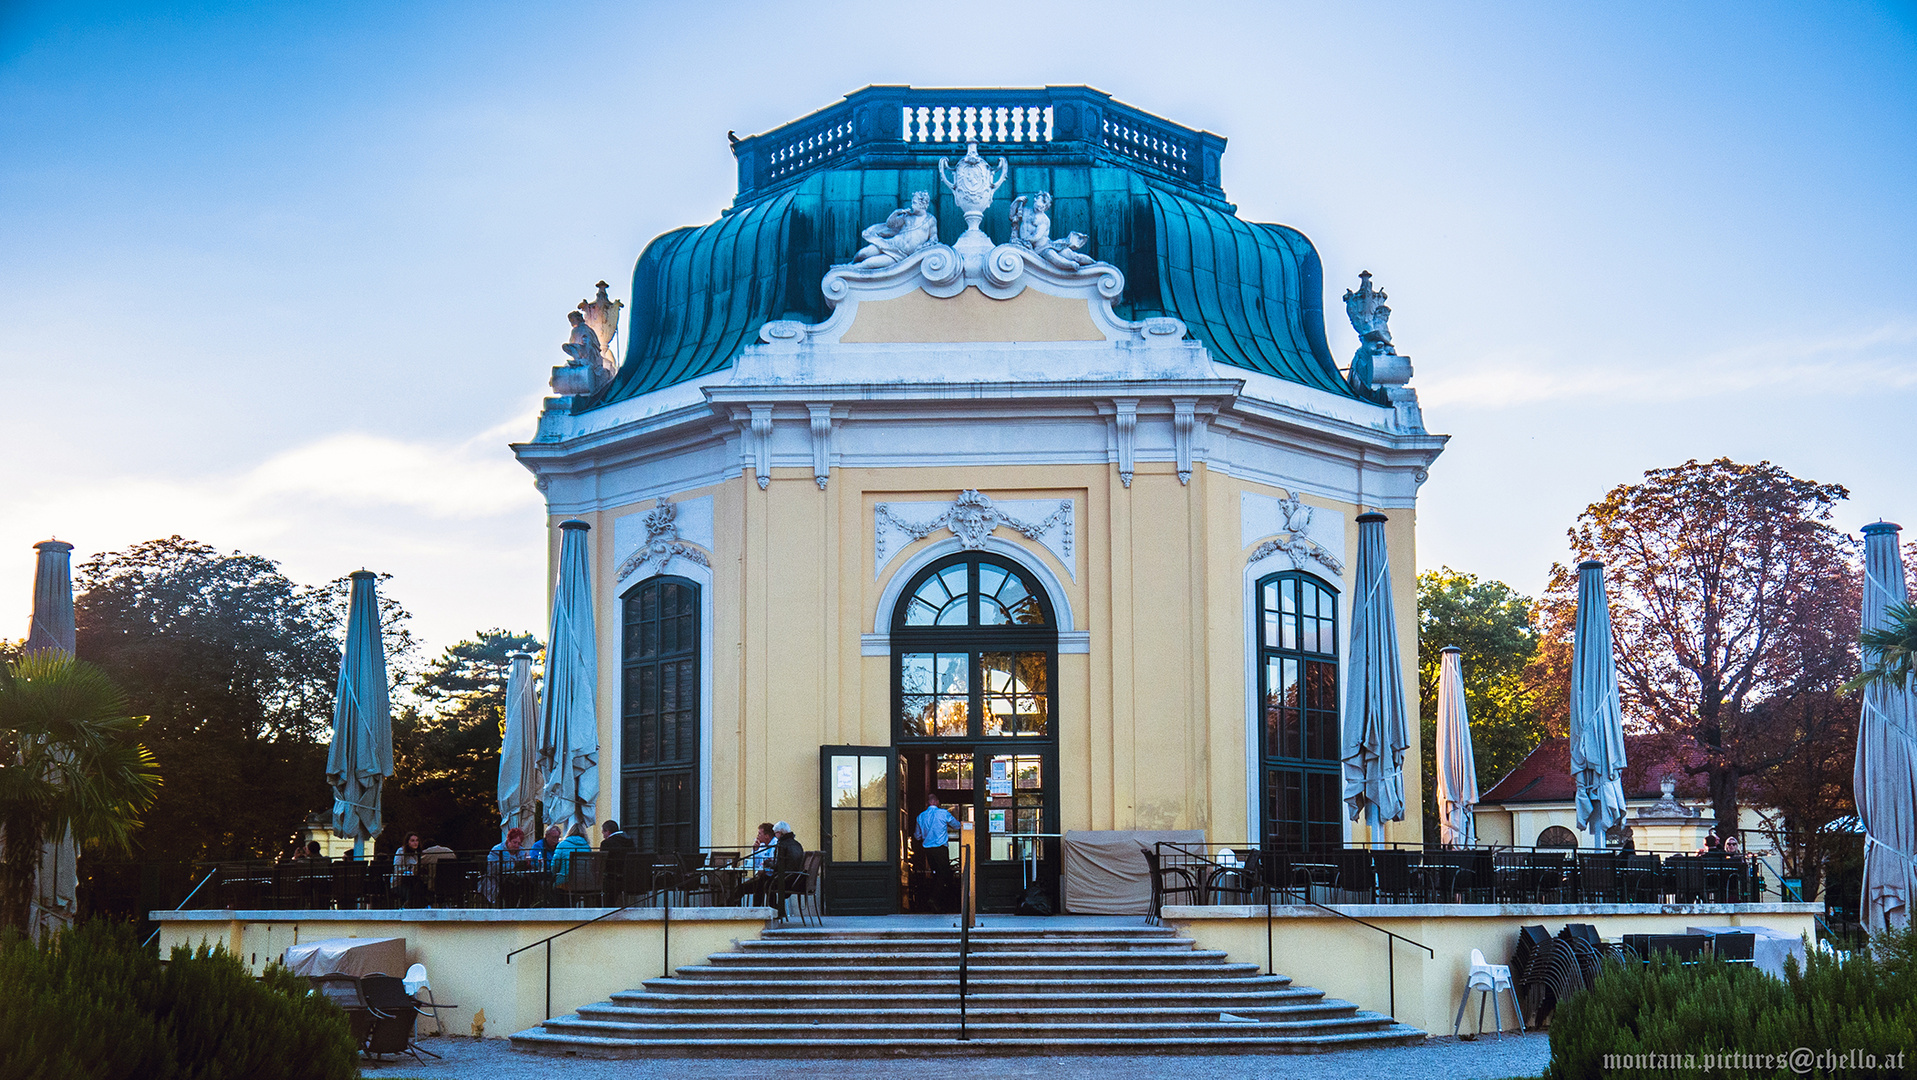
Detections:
1547,926,1917,1079
0,920,359,1080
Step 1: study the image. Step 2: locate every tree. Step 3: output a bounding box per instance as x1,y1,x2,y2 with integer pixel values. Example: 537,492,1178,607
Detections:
73,537,413,866
1547,458,1857,835
0,651,162,934
1416,568,1549,838
384,630,540,851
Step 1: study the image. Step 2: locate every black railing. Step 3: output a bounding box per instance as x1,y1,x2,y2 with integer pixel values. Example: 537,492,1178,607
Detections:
183,845,774,912
1149,842,1771,911
957,842,973,1042
505,884,675,1022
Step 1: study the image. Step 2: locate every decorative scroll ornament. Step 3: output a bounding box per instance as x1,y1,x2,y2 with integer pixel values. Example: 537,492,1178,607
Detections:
616,496,710,579
1248,492,1344,575
875,490,1072,559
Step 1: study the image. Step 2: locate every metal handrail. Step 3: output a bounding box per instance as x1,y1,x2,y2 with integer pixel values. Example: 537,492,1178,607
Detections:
142,865,220,948
505,885,672,1022
1153,842,1433,1017
957,843,972,1042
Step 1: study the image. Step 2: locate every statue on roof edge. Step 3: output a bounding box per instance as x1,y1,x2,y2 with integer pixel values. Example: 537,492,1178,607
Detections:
853,190,940,269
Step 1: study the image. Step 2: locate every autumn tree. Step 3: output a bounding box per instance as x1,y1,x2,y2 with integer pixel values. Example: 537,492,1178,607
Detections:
1417,568,1549,838
384,630,540,851
1545,458,1857,836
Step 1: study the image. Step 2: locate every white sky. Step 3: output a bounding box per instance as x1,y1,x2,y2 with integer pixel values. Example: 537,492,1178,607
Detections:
3,1,1913,653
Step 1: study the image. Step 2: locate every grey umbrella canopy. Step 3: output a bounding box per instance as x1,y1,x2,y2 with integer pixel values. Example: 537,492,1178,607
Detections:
1341,513,1410,830
540,520,599,830
498,650,542,839
1856,521,1916,931
1435,646,1481,847
1570,560,1628,847
326,571,393,846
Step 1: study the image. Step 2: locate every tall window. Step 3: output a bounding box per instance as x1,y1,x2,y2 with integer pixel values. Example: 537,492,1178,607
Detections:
621,576,698,853
1258,571,1341,851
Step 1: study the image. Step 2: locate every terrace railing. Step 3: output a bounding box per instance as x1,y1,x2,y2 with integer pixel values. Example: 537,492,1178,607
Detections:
1146,842,1772,915
184,845,776,913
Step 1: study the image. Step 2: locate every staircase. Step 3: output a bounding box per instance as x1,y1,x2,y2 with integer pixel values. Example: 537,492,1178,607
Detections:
510,922,1425,1057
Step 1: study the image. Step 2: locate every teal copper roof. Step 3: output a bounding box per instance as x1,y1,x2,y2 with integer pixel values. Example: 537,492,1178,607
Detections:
592,87,1373,409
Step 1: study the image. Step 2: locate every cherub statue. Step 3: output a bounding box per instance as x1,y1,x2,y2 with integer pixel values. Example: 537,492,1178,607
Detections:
853,190,940,269
1009,191,1054,251
1039,231,1096,270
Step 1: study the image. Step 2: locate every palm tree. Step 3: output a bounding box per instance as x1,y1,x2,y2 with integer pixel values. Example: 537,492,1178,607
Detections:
0,650,162,935
1845,602,1917,694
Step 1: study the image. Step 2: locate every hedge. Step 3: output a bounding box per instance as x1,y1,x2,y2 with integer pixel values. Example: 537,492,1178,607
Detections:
1547,925,1916,1079
0,920,359,1080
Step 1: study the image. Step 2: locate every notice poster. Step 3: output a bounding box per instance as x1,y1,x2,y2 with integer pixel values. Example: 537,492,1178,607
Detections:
989,809,1007,833
835,762,856,798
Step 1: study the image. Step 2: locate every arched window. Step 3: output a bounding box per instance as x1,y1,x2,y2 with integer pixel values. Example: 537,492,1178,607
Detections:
1258,571,1341,851
621,576,698,854
1537,826,1579,849
894,554,1055,738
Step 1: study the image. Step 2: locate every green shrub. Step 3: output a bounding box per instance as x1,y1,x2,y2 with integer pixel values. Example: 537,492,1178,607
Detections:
1547,926,1917,1079
0,920,359,1080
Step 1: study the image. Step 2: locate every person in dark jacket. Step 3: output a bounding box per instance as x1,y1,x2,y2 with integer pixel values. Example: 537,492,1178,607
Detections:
769,821,806,915
599,819,636,901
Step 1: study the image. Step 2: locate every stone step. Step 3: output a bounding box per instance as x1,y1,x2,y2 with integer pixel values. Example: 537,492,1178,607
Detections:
666,961,1265,980
611,985,1320,1010
735,936,1201,953
581,999,1359,1024
539,1013,1398,1042
648,973,1287,996
508,1024,1430,1058
704,949,1232,966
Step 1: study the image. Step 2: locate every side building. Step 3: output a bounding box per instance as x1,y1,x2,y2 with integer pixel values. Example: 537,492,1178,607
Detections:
512,86,1446,913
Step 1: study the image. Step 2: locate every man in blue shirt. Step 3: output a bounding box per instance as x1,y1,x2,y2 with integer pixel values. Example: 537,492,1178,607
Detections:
914,793,961,911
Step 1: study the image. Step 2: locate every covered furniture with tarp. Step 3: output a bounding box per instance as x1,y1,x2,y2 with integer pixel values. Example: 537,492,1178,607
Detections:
1061,830,1203,914
282,936,406,978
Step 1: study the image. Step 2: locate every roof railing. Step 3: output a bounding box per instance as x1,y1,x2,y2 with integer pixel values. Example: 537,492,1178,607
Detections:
732,85,1227,206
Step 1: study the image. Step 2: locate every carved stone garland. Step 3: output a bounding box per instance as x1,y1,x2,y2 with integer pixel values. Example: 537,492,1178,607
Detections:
617,496,711,580
1247,491,1344,575
874,490,1073,561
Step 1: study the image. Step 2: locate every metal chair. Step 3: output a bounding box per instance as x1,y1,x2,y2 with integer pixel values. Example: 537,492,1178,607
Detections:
309,974,374,1051
555,851,605,907
360,972,435,1061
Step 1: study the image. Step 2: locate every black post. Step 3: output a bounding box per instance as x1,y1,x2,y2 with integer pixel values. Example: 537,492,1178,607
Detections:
1387,937,1395,1018
545,940,552,1021
662,893,672,978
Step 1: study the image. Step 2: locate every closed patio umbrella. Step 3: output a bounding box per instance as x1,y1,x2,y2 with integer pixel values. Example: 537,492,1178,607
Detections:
498,650,541,838
1435,646,1480,848
1857,521,1916,931
26,540,79,939
1570,560,1628,847
1342,512,1409,830
327,571,393,852
540,520,599,831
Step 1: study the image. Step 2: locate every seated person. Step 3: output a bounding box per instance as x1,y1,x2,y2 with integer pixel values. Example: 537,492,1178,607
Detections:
599,820,636,898
550,822,593,882
483,827,534,905
727,822,778,905
391,831,424,907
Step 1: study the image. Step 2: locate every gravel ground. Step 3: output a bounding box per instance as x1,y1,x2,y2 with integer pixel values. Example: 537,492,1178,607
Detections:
361,1033,1550,1080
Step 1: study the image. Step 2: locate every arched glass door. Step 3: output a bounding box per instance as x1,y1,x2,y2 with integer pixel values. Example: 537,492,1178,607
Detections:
891,553,1058,914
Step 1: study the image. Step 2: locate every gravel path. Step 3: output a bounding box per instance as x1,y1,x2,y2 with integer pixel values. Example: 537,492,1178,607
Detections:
361,1033,1550,1080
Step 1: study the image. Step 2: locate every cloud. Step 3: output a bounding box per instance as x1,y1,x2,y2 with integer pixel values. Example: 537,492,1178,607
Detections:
1420,320,1917,408
0,425,548,653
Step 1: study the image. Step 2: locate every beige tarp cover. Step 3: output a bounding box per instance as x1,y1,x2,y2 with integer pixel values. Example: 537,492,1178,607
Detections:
1061,830,1203,914
281,936,406,977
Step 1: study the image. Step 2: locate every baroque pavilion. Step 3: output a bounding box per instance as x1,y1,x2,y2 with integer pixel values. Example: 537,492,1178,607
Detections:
512,86,1447,915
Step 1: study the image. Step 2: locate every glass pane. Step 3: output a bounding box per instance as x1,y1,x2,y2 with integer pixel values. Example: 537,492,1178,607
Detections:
860,809,887,861
859,756,888,809
981,652,1048,736
831,755,860,807
832,808,859,861
937,565,971,625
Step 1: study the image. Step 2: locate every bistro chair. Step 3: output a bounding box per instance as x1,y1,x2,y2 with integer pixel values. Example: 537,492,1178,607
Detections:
1140,848,1201,923
360,972,435,1061
1373,850,1418,903
309,974,374,1052
556,851,606,907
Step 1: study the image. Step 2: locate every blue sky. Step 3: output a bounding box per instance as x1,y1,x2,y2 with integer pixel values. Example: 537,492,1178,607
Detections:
3,1,1913,652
